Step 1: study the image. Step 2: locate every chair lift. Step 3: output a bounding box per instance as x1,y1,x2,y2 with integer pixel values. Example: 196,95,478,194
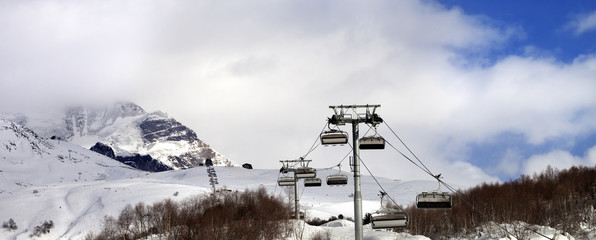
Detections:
277,161,296,186
416,176,452,209
294,167,316,179
320,123,349,145
370,192,409,229
359,126,385,150
293,158,317,179
326,164,348,186
304,177,322,187
277,176,295,186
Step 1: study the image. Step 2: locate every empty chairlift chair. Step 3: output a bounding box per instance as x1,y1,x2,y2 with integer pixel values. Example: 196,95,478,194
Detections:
326,174,348,186
371,211,408,229
370,192,409,229
359,136,385,150
326,165,348,186
294,167,316,179
320,130,349,145
304,178,322,187
277,176,295,186
416,191,452,209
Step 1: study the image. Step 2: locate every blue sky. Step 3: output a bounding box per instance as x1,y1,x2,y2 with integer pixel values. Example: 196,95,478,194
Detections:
441,0,596,63
1,0,596,186
437,0,596,181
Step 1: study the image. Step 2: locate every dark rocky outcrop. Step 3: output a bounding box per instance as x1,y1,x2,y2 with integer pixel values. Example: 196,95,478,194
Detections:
90,142,172,172
90,142,115,159
242,163,253,169
140,115,198,144
116,154,173,172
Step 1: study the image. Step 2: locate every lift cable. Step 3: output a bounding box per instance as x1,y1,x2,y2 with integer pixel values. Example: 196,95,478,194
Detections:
344,139,408,214
384,138,535,238
358,154,408,214
318,146,352,171
323,106,549,239
302,122,328,159
299,183,306,201
273,170,280,196
385,140,434,177
383,121,434,177
316,124,361,172
381,122,552,240
441,179,551,240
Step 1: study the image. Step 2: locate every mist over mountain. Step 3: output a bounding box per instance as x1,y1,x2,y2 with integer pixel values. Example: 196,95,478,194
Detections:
2,102,237,171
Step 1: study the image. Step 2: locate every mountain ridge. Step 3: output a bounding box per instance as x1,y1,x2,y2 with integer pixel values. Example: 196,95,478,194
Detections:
2,102,237,170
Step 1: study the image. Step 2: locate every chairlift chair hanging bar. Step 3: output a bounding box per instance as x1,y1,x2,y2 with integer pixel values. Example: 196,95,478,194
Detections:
370,191,409,229
294,167,316,179
371,213,408,229
326,174,348,186
416,192,452,209
278,176,295,186
304,178,322,187
326,164,348,186
359,136,385,150
320,130,349,145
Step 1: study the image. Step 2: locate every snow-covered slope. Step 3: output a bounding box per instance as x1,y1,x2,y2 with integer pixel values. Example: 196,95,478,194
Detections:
3,102,236,169
0,118,584,240
0,118,428,239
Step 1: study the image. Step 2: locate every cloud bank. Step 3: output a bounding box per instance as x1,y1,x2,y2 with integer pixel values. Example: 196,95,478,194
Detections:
1,0,596,187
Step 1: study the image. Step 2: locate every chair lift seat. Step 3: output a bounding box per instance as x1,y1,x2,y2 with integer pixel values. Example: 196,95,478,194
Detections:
304,178,322,187
320,131,349,145
416,192,452,209
294,167,316,179
278,176,295,186
371,212,408,229
359,136,385,150
326,174,348,186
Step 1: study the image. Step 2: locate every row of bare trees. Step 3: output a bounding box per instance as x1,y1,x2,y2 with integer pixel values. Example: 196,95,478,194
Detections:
87,186,293,240
405,165,596,238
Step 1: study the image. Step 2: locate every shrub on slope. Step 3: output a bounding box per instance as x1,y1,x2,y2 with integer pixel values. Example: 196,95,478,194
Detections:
88,186,292,240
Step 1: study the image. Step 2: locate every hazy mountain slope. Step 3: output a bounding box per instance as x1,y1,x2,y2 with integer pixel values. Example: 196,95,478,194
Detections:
3,102,236,170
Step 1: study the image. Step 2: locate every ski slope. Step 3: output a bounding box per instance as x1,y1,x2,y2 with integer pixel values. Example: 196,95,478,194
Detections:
0,123,432,239
0,118,585,239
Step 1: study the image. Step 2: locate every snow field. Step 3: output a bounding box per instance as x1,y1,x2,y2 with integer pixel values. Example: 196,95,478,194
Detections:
1,122,591,239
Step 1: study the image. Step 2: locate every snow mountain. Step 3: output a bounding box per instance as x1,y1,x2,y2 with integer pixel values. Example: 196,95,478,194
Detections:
0,117,416,239
5,102,237,170
0,118,582,240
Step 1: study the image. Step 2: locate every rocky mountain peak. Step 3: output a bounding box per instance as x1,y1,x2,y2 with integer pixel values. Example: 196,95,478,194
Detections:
140,113,199,144
64,102,146,139
0,119,53,157
4,102,237,170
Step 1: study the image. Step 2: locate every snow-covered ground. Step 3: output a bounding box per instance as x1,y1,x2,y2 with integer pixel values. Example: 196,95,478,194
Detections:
0,120,426,239
0,119,590,239
0,140,430,240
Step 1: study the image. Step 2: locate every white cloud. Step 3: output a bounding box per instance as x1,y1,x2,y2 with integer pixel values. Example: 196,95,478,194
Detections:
522,145,596,175
496,149,523,177
0,0,149,112
566,10,596,35
1,0,596,187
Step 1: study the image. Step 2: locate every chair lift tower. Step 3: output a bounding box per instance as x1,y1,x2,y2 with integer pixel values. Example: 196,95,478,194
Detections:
279,158,315,220
324,105,382,240
206,159,218,196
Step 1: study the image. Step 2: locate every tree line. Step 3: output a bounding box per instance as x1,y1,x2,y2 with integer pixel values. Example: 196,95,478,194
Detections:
86,186,293,240
405,165,596,238
86,165,596,239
